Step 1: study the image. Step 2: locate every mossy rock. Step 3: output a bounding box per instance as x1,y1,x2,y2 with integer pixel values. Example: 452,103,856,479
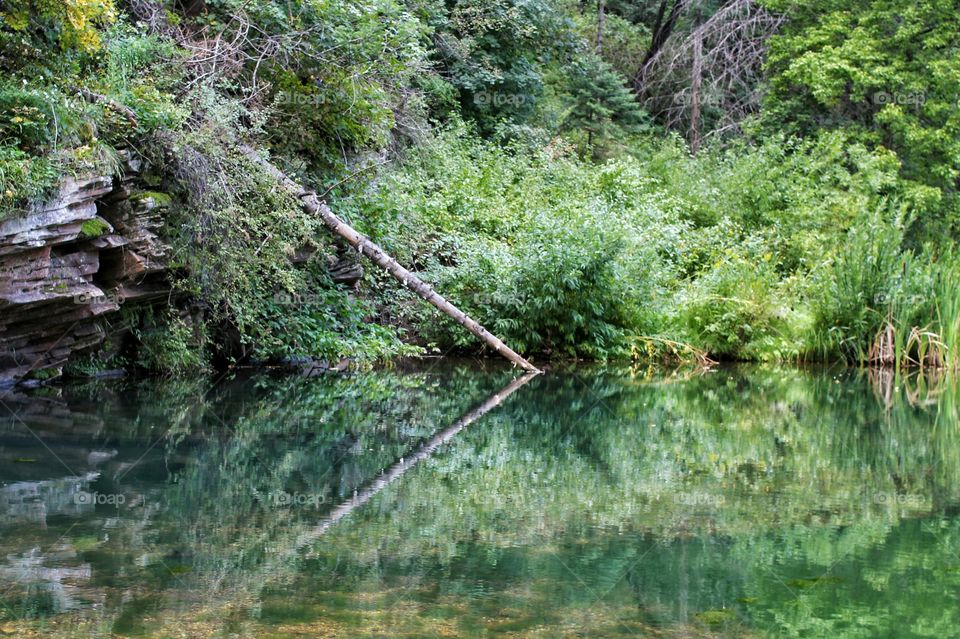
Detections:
131,190,173,208
80,217,112,238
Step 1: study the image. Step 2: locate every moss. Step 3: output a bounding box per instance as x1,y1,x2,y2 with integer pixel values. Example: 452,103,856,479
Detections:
131,190,173,208
80,217,112,238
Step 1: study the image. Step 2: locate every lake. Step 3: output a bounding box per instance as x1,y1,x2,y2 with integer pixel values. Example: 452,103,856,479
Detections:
1,360,959,637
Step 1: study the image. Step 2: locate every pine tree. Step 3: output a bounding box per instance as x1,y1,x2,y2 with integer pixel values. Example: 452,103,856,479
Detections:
562,54,647,155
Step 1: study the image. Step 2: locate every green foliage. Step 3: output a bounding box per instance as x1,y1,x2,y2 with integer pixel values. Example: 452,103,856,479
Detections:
134,311,211,376
590,12,650,81
258,283,420,363
0,145,58,216
157,89,415,364
560,53,648,156
413,0,578,130
442,212,638,358
174,0,429,180
807,208,907,363
347,123,932,362
62,347,127,377
680,255,801,360
0,16,183,218
1,0,116,53
760,0,960,242
345,124,685,359
6,0,960,370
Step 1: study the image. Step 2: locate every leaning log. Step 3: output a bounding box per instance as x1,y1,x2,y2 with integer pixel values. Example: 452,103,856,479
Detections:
240,145,540,373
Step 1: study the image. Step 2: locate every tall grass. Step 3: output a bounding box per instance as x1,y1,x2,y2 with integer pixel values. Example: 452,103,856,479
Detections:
807,209,960,372
807,207,903,364
933,258,960,369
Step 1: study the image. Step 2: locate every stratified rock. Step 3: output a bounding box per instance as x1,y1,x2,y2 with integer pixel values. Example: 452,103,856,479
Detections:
0,155,172,384
0,175,113,256
0,151,349,382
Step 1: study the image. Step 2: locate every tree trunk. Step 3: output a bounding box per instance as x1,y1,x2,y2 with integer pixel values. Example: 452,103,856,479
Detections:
239,145,541,373
635,0,687,93
689,13,703,155
596,0,606,54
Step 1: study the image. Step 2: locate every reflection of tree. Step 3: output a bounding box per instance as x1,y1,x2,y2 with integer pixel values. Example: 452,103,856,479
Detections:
5,364,960,637
292,372,537,546
276,365,960,636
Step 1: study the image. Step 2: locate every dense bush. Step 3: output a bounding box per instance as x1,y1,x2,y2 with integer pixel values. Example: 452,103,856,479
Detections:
679,256,802,361
341,124,922,362
342,125,679,359
760,0,960,242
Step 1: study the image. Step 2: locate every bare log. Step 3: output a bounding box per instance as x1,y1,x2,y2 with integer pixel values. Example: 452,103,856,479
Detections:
239,145,541,373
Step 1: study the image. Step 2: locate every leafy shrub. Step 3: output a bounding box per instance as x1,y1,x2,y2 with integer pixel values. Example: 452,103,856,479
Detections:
258,279,420,363
134,311,210,376
440,209,639,358
1,0,117,53
155,89,415,365
345,124,679,359
679,255,801,360
0,145,58,216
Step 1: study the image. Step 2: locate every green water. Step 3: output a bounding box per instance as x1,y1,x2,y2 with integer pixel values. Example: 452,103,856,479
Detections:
2,362,960,638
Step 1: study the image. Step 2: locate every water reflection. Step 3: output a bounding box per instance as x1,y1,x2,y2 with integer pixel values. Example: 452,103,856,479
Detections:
1,363,959,637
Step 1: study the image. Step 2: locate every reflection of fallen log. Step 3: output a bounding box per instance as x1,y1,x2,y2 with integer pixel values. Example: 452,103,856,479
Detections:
292,371,538,550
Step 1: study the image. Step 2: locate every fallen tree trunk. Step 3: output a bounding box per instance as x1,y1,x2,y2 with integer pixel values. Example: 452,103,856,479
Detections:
240,145,540,373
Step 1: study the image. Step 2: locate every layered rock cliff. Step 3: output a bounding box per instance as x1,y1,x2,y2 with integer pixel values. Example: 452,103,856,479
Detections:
0,155,368,385
0,155,172,386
